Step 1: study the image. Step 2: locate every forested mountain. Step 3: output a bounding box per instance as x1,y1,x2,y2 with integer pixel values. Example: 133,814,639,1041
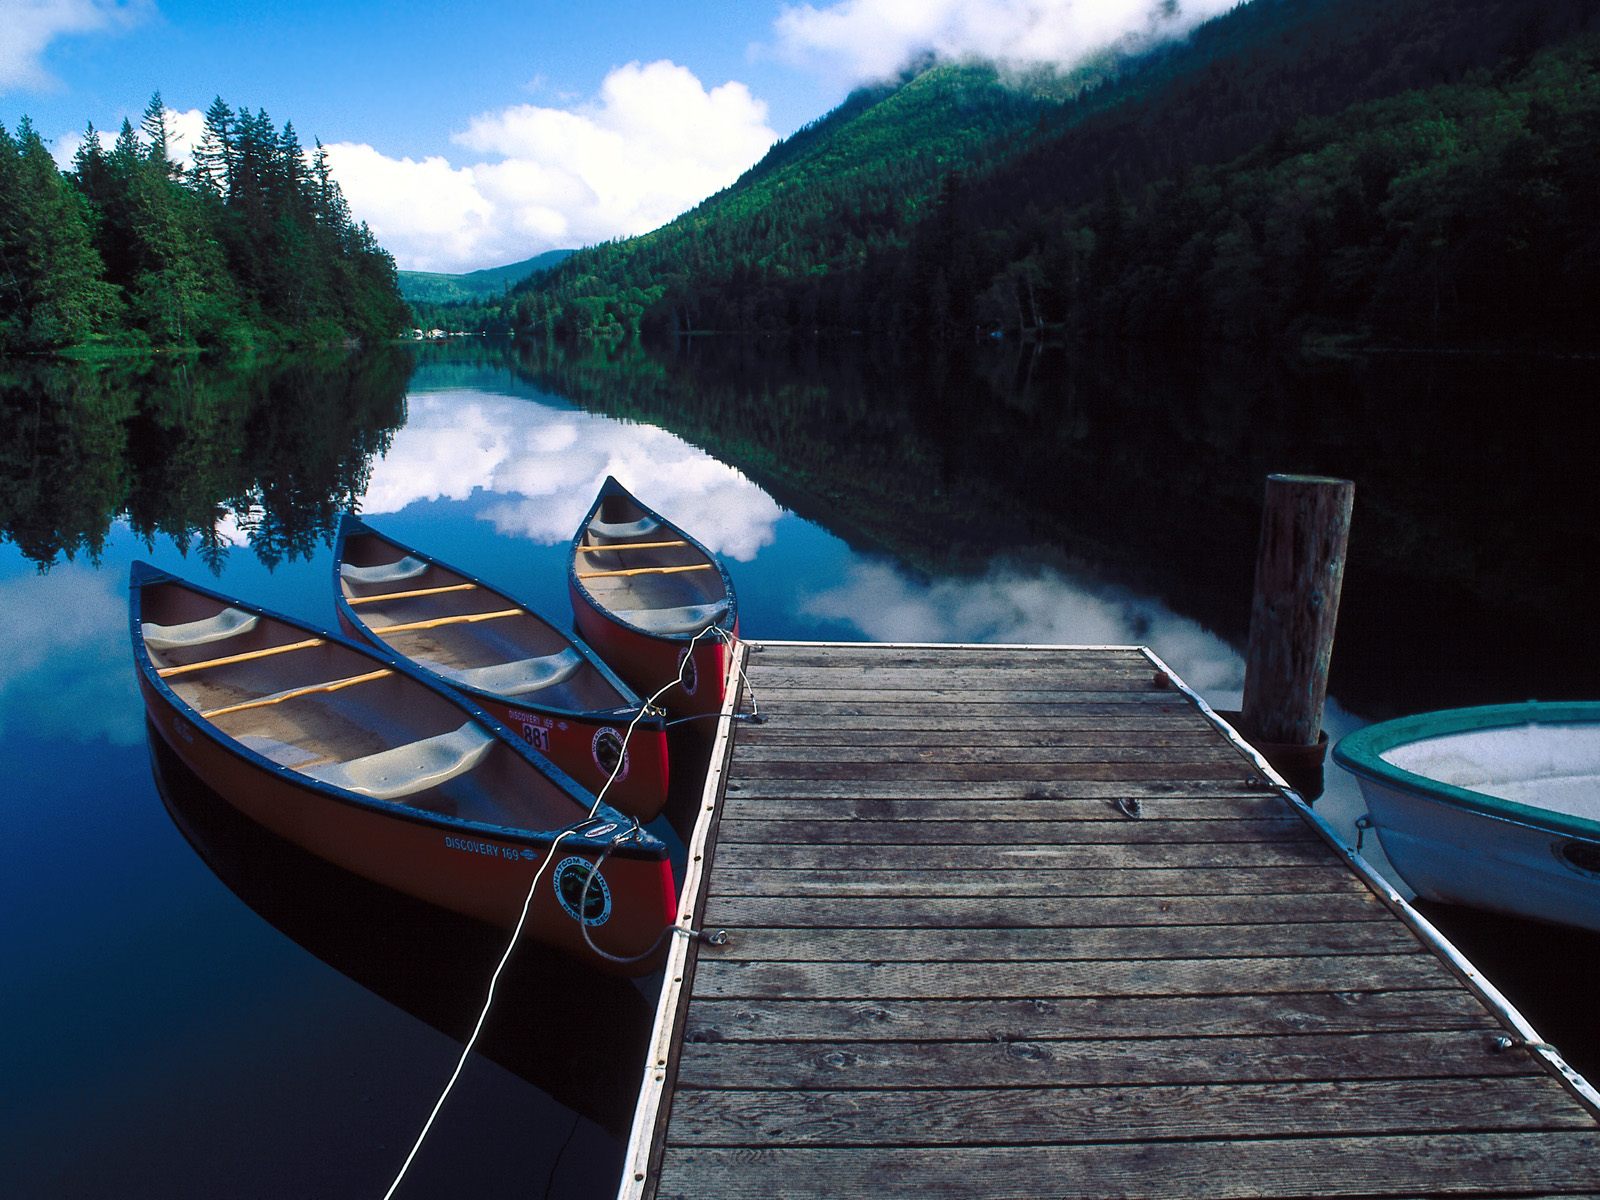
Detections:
483,0,1600,350
476,61,1068,339
0,95,410,355
399,249,574,307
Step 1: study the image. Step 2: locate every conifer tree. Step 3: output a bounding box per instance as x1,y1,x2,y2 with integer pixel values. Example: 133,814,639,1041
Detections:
0,119,116,350
192,97,234,198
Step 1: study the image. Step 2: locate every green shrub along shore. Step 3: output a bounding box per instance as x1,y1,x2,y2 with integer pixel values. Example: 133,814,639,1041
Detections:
0,94,410,357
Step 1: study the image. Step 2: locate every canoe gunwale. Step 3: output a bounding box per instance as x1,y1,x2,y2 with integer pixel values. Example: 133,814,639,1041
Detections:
567,476,738,646
334,514,660,731
130,562,663,862
1332,702,1600,844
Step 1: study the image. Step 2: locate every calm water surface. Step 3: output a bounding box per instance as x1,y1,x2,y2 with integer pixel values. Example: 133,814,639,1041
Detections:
3,341,1597,1196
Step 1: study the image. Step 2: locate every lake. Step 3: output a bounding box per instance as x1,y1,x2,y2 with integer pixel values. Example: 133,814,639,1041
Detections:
3,339,1597,1197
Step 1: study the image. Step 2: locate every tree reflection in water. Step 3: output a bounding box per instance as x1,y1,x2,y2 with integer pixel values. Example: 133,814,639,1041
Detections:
0,347,411,571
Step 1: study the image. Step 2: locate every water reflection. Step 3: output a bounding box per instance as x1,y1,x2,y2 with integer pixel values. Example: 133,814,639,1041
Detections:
362,388,783,561
0,564,142,744
515,337,1600,719
0,350,412,571
5,338,1598,1194
801,558,1245,698
149,727,653,1140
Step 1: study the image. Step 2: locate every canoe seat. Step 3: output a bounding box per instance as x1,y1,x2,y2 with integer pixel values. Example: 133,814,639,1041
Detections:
614,600,729,636
301,722,496,801
431,648,584,698
341,557,429,585
589,516,660,540
143,608,260,650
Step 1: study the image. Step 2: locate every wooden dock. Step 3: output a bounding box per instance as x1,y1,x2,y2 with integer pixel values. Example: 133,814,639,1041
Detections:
621,642,1600,1199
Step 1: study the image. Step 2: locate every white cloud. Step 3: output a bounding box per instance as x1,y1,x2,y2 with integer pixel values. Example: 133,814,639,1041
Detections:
0,0,150,92
361,388,783,562
323,60,776,274
772,0,1237,85
51,105,203,172
800,559,1246,699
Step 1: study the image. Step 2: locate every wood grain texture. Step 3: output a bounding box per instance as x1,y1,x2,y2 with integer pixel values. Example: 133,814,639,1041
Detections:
687,953,1454,1000
712,816,1313,846
680,989,1498,1043
666,1076,1595,1145
670,1030,1537,1091
695,921,1419,962
632,643,1599,1200
652,1133,1600,1199
701,891,1392,928
708,865,1374,898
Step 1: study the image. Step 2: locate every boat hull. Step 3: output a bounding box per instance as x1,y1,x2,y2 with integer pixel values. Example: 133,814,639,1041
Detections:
333,516,670,820
480,692,670,817
567,477,739,720
140,675,673,970
130,563,675,976
1335,701,1600,936
569,579,733,719
1355,771,1600,931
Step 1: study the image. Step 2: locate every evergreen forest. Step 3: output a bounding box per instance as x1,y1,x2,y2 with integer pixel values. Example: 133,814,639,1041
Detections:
456,0,1600,352
0,95,410,356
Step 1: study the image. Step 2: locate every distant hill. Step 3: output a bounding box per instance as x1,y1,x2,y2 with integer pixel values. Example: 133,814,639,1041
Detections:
398,249,574,304
473,0,1600,351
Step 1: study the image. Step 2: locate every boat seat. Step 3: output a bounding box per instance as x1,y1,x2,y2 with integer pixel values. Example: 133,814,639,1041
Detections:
341,557,429,585
588,516,660,540
301,722,496,801
429,648,584,698
143,608,260,650
614,600,729,635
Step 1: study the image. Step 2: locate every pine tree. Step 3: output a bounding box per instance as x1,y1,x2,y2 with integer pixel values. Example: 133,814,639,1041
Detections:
0,119,117,350
191,97,234,198
140,92,173,176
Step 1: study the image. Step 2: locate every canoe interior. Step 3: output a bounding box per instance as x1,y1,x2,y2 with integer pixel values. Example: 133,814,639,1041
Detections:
578,490,727,618
141,578,586,835
1382,723,1600,823
340,529,629,714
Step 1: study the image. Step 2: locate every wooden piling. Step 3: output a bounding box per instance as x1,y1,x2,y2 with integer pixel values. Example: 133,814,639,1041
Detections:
1240,474,1354,752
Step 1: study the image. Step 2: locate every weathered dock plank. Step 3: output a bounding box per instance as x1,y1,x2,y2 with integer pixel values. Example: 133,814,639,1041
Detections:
666,1076,1597,1144
713,816,1312,844
680,989,1497,1042
652,1133,1600,1200
621,642,1600,1200
670,1030,1540,1090
709,865,1374,897
701,891,1393,927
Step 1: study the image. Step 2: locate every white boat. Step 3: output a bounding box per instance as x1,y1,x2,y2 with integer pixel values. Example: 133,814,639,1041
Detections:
1333,701,1600,933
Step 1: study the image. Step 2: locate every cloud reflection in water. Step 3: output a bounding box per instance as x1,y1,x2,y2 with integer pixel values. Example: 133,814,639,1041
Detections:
801,560,1247,703
361,390,783,561
0,565,143,745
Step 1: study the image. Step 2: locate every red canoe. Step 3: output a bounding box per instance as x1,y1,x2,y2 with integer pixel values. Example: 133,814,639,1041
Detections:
567,477,739,720
333,514,669,821
130,562,675,975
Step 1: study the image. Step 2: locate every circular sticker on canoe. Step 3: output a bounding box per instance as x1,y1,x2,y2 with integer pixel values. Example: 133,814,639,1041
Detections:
553,856,613,926
678,646,699,695
592,726,629,781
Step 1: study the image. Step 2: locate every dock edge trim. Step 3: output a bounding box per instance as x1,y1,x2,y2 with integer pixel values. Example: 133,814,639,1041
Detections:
618,638,749,1200
1141,644,1600,1121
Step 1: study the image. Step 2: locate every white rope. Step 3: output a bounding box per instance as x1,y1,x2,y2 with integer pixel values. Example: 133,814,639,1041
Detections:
381,621,744,1196
381,824,578,1200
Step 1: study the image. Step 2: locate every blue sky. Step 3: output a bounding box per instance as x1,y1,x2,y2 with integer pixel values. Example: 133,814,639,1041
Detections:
2,0,1234,273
